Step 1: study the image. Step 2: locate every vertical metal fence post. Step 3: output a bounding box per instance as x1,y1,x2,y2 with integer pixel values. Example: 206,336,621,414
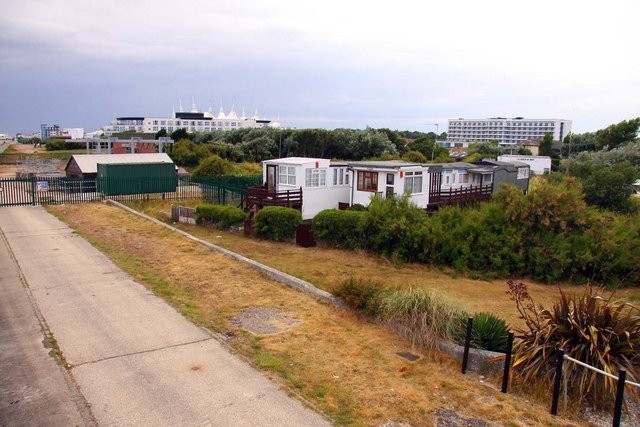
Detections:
550,349,564,416
461,317,473,374
501,332,514,393
612,369,626,427
31,176,36,206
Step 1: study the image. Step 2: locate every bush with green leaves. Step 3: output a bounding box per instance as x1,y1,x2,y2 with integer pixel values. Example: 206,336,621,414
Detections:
347,203,367,211
192,154,232,177
361,195,429,262
253,206,302,241
508,281,640,408
195,204,247,229
45,139,85,151
313,209,365,249
334,277,386,316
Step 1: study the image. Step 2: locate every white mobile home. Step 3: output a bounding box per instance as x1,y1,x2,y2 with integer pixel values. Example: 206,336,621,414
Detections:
261,157,351,219
497,155,551,175
348,161,436,209
256,158,438,220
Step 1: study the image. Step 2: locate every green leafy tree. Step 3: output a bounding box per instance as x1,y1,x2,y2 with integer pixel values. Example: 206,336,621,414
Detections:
377,128,407,154
192,154,232,177
581,162,639,213
408,137,448,161
595,117,640,150
170,128,189,142
154,128,168,139
402,150,428,163
562,132,597,157
539,133,554,156
169,139,210,167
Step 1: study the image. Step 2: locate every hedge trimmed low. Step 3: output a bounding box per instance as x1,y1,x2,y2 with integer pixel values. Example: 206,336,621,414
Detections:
313,209,365,249
195,204,247,229
254,206,302,241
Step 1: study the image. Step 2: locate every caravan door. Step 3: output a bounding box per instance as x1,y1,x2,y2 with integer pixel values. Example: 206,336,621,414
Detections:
266,164,277,192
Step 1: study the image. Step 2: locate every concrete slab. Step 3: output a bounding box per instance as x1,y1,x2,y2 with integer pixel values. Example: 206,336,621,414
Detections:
0,220,90,427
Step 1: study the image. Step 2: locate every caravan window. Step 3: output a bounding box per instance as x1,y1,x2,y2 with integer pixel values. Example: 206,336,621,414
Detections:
305,168,326,187
357,171,378,192
517,167,529,179
279,166,296,185
404,171,423,194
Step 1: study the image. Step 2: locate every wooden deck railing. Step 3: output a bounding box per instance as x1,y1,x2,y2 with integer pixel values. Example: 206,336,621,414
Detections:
244,186,303,210
428,184,492,208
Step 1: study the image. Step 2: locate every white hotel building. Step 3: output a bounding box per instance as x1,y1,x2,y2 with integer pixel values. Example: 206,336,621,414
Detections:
102,100,279,135
446,117,572,147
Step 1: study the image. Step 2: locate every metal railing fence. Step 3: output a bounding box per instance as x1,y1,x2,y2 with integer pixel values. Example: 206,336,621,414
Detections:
0,175,262,207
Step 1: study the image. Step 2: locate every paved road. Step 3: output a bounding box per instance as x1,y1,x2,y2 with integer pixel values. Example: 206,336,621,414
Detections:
0,206,330,426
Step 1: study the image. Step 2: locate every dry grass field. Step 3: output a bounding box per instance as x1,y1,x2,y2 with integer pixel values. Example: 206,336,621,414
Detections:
45,201,631,426
131,200,640,327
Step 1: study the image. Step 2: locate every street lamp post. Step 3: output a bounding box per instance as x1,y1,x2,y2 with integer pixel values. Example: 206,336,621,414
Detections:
430,123,439,161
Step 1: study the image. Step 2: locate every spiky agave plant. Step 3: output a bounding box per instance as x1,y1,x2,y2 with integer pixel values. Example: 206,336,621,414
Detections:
471,312,510,353
508,281,640,408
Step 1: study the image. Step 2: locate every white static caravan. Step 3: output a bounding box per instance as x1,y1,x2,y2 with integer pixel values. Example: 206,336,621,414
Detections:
348,161,436,209
262,157,351,219
497,155,551,175
438,162,491,190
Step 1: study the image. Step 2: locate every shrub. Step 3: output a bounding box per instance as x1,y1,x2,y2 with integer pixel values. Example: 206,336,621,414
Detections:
313,209,365,249
45,139,85,151
361,195,429,262
402,150,428,163
193,154,232,177
334,277,386,316
347,203,367,211
508,281,640,408
195,204,247,229
254,206,302,241
470,312,509,352
380,288,465,348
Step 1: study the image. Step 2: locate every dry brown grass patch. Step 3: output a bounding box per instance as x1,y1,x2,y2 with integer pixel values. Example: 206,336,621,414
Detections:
48,202,590,426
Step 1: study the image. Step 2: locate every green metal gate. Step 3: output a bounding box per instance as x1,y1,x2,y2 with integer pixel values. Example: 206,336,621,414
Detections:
0,178,36,206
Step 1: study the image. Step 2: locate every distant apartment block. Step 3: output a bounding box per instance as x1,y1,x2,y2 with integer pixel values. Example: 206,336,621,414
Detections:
40,124,61,141
63,128,85,139
103,99,280,135
446,117,572,147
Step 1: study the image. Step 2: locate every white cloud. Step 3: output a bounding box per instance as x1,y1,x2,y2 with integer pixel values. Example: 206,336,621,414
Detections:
0,0,638,134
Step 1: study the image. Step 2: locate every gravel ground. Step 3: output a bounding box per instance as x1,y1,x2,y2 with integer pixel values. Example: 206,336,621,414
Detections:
581,397,640,427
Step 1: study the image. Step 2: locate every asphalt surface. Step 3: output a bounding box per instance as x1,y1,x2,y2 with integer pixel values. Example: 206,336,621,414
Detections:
0,206,330,426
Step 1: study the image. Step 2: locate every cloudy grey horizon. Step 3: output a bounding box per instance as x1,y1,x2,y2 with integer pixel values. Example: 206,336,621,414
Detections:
1,0,638,136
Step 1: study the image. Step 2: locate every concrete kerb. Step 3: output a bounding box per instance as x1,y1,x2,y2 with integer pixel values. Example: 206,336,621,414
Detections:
105,199,503,373
105,200,346,309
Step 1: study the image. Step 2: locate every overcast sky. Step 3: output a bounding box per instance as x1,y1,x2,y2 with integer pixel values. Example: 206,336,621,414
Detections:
1,0,638,135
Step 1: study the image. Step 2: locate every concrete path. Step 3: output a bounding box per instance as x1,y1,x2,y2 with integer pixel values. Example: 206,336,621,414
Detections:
0,206,330,426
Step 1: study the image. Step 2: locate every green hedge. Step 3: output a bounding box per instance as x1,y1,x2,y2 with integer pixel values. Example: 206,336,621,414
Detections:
313,209,366,249
195,204,247,229
254,206,302,241
309,181,640,287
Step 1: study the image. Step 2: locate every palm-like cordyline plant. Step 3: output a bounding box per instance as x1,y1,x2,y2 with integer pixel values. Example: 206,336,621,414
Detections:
507,281,640,408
